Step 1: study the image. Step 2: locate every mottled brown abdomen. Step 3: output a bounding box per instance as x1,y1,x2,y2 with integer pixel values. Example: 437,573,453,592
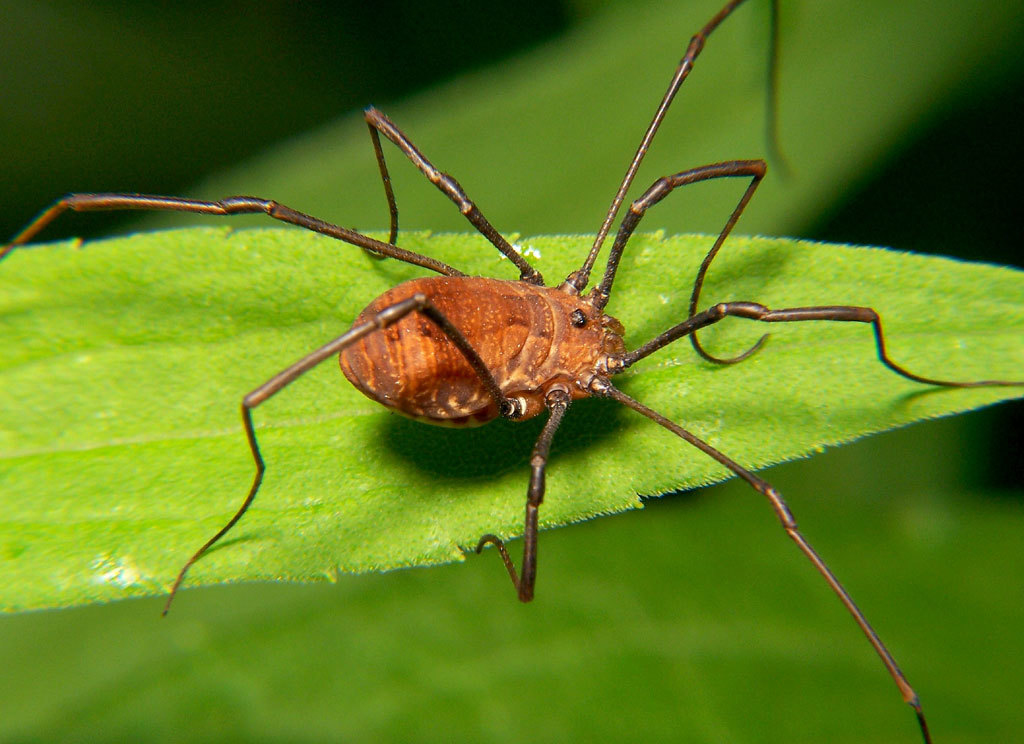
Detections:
339,276,624,425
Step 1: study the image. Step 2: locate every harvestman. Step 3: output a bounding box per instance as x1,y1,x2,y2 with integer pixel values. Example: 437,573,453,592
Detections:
3,1,1021,741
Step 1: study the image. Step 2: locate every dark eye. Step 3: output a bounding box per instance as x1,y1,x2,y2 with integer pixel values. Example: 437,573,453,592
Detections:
570,309,587,327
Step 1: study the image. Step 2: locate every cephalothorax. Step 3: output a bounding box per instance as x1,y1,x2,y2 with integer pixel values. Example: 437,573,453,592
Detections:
3,1,1021,742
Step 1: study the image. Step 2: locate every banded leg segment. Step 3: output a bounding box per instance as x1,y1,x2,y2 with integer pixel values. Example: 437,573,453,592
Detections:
162,292,516,615
0,193,464,276
594,379,933,744
476,387,571,602
620,300,1024,388
364,107,544,285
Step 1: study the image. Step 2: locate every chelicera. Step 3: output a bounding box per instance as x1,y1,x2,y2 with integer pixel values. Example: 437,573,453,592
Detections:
3,1,1021,741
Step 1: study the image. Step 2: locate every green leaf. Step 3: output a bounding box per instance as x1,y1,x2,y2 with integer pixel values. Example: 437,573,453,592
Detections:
2,228,1021,612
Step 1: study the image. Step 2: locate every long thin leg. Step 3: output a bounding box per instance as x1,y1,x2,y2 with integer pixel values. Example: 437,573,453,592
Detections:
0,193,464,276
593,378,933,744
364,107,544,285
475,387,571,602
617,300,1024,387
590,160,765,314
366,121,399,246
162,292,517,615
567,0,777,292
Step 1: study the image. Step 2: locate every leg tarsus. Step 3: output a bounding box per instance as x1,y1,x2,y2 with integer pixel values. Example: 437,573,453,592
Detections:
599,381,934,743
475,534,524,599
163,293,511,614
691,328,768,365
163,405,264,615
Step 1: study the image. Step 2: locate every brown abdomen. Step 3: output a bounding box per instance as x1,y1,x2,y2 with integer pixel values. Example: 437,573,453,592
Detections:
339,276,610,425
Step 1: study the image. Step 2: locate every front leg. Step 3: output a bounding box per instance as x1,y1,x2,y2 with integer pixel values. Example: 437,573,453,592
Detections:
164,291,518,615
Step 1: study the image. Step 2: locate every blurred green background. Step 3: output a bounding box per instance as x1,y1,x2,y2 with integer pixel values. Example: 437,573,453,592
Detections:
1,0,1022,741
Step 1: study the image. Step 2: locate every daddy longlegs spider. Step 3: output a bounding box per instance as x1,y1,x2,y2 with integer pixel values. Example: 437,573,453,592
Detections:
3,1,1021,741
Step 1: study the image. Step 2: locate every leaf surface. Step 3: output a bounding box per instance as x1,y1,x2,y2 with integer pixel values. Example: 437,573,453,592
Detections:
1,228,1021,611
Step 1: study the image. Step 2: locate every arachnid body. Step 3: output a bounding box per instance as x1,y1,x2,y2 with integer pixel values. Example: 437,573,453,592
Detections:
3,1,1022,742
340,276,626,426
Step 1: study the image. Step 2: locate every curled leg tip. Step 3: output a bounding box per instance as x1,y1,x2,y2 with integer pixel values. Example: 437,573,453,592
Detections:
475,533,501,554
474,533,523,593
708,332,769,364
